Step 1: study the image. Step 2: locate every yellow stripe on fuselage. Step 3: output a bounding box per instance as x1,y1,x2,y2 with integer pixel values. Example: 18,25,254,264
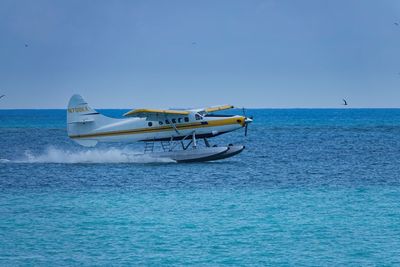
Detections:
69,117,245,139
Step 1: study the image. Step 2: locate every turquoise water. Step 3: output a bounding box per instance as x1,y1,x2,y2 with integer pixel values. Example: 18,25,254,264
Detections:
1,109,400,265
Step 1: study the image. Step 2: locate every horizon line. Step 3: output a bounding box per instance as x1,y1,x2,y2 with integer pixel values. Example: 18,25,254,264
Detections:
2,107,400,110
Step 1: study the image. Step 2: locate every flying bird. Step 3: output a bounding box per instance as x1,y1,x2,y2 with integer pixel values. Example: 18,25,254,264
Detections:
342,99,348,106
0,95,5,99
395,22,399,26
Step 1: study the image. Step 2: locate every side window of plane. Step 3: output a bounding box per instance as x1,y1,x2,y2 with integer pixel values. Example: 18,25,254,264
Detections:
165,119,170,124
148,122,153,127
178,118,182,123
195,114,202,120
172,118,177,124
159,121,163,125
184,117,189,122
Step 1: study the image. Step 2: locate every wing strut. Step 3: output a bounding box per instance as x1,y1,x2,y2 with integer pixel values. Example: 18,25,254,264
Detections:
163,113,180,135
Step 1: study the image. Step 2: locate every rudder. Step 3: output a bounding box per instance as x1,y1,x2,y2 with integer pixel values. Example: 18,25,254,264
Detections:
66,95,102,147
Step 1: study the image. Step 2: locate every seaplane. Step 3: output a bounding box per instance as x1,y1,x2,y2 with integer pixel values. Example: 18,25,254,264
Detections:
67,95,253,162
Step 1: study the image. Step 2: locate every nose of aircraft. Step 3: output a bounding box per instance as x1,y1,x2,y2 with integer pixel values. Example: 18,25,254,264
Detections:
245,117,253,124
244,116,253,136
236,116,246,126
236,116,253,127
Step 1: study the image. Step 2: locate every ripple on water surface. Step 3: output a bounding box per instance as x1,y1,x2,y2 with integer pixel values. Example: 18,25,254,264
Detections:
1,109,400,265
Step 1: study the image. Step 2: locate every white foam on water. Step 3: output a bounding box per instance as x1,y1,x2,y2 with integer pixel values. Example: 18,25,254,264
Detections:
1,147,176,164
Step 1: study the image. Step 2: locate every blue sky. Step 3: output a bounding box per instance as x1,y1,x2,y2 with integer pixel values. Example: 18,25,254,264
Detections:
1,0,400,108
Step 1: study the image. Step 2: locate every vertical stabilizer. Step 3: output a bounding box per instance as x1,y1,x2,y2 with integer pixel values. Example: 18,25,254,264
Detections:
67,94,98,124
67,94,113,147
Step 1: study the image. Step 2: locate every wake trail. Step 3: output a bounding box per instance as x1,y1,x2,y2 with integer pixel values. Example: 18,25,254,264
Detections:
0,147,176,164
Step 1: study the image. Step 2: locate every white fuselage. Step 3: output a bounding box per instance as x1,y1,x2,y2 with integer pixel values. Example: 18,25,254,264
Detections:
68,112,246,143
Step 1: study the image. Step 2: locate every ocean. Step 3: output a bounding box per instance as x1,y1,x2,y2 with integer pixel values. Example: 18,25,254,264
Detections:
1,109,400,265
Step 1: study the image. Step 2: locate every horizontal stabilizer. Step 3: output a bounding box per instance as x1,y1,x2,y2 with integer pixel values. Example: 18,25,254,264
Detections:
69,118,95,124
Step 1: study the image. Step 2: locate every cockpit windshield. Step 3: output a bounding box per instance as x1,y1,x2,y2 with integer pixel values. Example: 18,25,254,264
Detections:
195,113,203,120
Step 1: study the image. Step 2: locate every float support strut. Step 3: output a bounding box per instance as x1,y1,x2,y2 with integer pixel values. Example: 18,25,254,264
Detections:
192,131,197,148
204,138,210,147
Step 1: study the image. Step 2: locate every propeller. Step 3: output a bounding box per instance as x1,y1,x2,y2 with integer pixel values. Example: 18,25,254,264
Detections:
242,107,253,136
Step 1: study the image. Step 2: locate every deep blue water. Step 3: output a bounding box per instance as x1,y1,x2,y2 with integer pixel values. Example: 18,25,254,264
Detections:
1,109,400,265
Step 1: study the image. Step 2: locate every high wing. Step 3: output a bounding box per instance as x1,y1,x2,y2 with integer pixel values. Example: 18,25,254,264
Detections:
189,104,235,114
204,104,234,113
123,108,190,120
123,105,234,120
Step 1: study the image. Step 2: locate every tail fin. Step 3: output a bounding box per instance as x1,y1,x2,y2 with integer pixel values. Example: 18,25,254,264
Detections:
67,95,112,147
67,94,98,124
